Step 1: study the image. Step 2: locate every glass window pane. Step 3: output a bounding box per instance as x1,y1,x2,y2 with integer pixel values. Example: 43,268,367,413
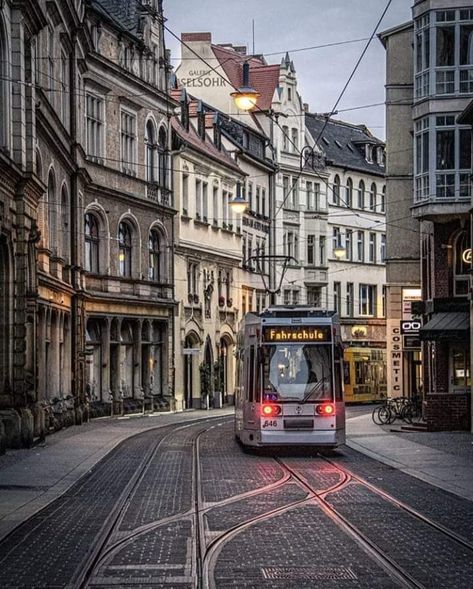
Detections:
460,25,473,65
436,26,455,66
460,129,472,169
436,129,455,169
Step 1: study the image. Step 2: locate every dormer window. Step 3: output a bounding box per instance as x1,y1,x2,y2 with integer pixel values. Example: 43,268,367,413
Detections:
365,144,373,163
287,87,292,101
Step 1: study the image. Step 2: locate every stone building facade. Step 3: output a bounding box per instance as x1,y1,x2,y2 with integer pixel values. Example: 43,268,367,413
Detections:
171,91,245,409
0,0,177,450
306,115,388,403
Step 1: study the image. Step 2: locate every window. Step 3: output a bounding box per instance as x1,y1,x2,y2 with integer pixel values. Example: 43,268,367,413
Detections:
118,221,132,277
306,181,313,209
381,186,386,212
314,183,320,210
195,179,202,219
157,126,168,188
287,87,292,101
346,283,354,317
415,118,430,200
261,188,267,217
307,287,321,307
256,290,266,314
148,229,161,281
358,180,365,209
47,25,55,97
357,231,365,262
333,282,341,314
346,229,353,261
453,230,471,296
248,182,253,210
381,234,386,262
282,126,289,151
359,284,376,316
202,182,208,222
48,171,57,253
369,183,377,211
282,176,289,205
221,190,228,227
292,178,298,209
187,262,199,301
369,233,376,263
346,178,353,208
60,52,69,127
451,345,471,388
284,230,298,261
307,235,315,265
212,186,219,225
182,174,189,215
291,128,298,152
382,285,386,317
319,236,326,266
121,110,136,175
332,227,341,256
256,186,260,214
146,120,157,182
333,175,340,205
86,94,104,158
84,213,99,272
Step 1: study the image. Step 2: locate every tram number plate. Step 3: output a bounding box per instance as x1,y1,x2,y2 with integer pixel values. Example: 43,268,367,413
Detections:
262,419,278,429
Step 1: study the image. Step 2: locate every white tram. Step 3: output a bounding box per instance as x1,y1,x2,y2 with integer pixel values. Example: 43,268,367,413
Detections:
235,307,345,449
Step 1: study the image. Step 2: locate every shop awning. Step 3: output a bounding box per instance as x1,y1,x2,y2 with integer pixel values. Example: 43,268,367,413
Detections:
419,312,469,340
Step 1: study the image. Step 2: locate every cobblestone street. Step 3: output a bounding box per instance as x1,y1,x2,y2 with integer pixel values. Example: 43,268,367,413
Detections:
0,411,472,588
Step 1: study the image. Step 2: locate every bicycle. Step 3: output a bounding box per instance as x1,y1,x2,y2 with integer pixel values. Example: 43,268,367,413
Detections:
372,396,411,425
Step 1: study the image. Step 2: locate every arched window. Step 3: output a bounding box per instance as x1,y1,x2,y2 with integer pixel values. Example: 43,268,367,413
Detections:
84,213,100,273
118,221,132,277
453,230,471,296
346,178,353,208
333,175,340,206
158,126,167,188
358,180,365,209
145,119,157,183
47,171,56,252
148,229,161,281
370,183,377,211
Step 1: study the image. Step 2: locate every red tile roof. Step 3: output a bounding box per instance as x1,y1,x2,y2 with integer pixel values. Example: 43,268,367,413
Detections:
211,45,280,111
171,114,243,175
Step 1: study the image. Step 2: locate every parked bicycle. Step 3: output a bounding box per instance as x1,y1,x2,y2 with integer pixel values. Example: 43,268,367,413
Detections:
372,396,422,425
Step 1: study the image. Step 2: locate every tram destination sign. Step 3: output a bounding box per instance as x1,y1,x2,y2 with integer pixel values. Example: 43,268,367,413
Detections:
262,326,331,343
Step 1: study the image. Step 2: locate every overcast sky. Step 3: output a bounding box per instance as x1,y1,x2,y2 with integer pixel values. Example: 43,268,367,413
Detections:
164,0,412,139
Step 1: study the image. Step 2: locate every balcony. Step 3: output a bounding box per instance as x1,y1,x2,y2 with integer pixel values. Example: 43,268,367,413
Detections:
147,183,172,207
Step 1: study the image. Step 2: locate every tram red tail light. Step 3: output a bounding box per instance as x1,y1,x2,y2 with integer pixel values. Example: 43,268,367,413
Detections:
261,404,282,417
315,404,335,416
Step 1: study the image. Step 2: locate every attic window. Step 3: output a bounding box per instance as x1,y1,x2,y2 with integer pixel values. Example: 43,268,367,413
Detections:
365,144,373,163
335,140,343,149
322,137,330,145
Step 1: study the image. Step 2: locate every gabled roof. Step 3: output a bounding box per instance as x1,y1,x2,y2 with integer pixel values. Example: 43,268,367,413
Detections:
90,0,143,37
170,90,243,175
211,44,280,111
305,113,385,176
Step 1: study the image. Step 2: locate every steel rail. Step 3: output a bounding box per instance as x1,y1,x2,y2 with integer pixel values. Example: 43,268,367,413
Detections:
319,454,473,553
277,458,424,589
73,416,231,589
201,462,349,589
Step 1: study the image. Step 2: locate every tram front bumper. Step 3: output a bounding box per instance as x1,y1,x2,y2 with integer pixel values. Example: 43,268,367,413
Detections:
256,429,345,447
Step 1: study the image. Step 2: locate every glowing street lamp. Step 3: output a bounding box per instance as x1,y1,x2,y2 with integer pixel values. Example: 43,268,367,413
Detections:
229,192,249,214
333,245,346,260
231,62,260,111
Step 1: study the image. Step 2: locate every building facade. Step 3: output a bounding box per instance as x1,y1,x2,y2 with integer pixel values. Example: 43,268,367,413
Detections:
382,1,473,430
171,91,245,409
0,0,177,450
306,115,388,403
82,0,176,415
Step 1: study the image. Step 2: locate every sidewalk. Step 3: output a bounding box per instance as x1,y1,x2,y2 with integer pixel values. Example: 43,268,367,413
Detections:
346,412,473,502
0,409,233,541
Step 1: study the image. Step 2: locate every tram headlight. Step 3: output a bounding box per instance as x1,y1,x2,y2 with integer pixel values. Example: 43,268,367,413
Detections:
262,404,282,417
315,404,335,416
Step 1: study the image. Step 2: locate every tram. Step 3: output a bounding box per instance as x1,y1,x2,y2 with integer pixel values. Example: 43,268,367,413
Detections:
235,306,345,449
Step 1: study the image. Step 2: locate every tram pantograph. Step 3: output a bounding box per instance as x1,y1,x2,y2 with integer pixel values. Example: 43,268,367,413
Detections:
235,306,346,449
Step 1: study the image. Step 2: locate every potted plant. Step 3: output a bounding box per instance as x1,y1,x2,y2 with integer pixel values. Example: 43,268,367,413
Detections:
199,362,212,409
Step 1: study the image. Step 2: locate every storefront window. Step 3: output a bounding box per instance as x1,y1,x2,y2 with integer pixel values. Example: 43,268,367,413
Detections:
453,230,470,296
452,346,471,387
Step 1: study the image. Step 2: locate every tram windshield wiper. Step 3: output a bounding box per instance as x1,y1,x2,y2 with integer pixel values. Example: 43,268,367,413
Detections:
300,379,324,404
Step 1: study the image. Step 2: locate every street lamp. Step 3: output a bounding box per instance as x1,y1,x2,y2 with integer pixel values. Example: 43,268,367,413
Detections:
229,183,249,214
333,245,346,260
231,62,260,111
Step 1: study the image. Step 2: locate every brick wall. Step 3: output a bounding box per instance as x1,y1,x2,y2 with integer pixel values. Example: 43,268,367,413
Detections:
425,393,471,431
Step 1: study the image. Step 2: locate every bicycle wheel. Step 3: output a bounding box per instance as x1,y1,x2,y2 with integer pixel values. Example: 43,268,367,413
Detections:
374,405,392,425
401,402,414,424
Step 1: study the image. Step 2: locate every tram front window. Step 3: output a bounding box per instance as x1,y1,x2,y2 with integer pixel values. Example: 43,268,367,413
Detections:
262,344,333,402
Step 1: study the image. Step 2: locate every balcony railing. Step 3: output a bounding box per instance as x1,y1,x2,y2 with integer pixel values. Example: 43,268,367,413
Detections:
147,183,172,207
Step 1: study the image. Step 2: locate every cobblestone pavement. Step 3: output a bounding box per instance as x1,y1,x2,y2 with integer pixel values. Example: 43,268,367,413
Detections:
0,417,473,588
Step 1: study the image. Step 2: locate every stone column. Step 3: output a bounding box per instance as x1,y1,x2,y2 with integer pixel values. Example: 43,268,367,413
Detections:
133,320,142,398
101,318,111,403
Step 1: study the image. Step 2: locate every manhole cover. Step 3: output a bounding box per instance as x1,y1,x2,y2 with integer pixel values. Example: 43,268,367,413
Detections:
261,566,357,581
